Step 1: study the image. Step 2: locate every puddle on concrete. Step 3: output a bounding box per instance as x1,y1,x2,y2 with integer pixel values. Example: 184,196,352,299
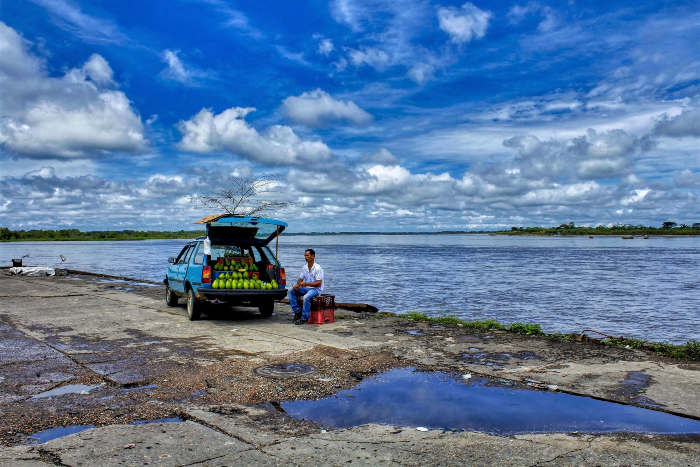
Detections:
31,385,99,399
404,330,426,336
26,425,96,444
25,418,183,444
282,369,700,434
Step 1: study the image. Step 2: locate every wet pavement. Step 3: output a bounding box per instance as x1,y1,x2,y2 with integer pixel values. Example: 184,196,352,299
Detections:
1,273,700,466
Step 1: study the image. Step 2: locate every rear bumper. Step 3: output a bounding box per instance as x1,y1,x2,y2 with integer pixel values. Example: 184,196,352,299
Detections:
196,288,288,302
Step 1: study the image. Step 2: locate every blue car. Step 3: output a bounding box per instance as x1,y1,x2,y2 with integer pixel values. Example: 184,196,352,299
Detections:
164,215,288,320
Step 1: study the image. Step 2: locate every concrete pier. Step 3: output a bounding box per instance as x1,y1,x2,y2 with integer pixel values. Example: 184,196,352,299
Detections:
1,273,698,466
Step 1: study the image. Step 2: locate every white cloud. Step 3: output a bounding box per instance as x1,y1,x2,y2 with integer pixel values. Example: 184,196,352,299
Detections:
315,36,334,56
507,2,541,24
280,89,373,127
159,49,214,86
347,47,391,71
330,0,450,84
360,148,400,166
330,0,367,32
177,107,332,166
275,46,311,66
506,2,559,32
0,22,146,159
29,0,127,44
437,2,492,44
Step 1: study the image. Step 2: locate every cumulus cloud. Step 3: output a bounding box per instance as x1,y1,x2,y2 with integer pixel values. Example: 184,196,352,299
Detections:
280,89,373,127
0,22,146,159
359,148,400,166
177,107,332,166
651,108,700,138
437,2,492,44
504,128,640,181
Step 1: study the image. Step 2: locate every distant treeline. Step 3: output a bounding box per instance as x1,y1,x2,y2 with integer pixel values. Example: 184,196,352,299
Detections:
502,222,700,236
0,228,206,241
1,222,699,241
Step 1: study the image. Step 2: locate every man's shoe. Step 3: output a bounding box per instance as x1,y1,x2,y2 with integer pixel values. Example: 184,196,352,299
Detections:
294,319,308,325
293,312,302,321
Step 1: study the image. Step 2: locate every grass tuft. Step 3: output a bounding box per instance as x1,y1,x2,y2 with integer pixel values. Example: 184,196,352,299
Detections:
603,337,700,361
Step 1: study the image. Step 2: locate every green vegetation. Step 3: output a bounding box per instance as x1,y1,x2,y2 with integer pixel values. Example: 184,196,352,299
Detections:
2,220,698,241
0,228,205,242
400,312,698,360
603,337,700,361
503,221,700,236
404,312,543,335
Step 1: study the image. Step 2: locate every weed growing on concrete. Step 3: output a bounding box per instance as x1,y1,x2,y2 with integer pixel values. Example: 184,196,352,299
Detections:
374,312,398,319
397,311,697,360
603,337,700,361
404,312,543,333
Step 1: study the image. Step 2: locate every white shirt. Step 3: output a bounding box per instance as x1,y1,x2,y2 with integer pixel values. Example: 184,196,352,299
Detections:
300,262,324,293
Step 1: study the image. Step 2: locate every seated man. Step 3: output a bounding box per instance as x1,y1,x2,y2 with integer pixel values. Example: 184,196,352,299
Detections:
288,248,324,325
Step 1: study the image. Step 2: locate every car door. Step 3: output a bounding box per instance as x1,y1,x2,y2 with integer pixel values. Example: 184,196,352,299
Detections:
176,244,195,290
169,245,191,293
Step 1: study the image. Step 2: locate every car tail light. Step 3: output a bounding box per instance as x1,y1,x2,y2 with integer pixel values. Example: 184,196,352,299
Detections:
202,266,211,284
279,268,286,285
266,264,274,270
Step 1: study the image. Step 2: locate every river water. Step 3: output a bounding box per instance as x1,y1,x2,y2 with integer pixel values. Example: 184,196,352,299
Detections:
2,235,698,344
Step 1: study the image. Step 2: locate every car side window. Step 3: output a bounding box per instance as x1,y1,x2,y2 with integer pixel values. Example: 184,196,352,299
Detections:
183,245,195,264
192,243,204,265
176,246,189,264
252,248,262,262
261,247,279,266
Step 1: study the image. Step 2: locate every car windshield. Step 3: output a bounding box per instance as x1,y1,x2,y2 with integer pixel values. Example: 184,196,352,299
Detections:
209,244,279,266
210,245,247,260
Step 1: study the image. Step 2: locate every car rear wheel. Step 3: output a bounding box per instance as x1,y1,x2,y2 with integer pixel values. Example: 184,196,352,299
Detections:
259,300,274,317
187,288,201,321
165,284,178,307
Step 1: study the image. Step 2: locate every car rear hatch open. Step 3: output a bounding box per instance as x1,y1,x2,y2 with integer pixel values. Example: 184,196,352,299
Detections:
194,214,287,246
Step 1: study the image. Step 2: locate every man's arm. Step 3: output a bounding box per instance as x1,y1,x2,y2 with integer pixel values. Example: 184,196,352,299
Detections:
300,279,322,288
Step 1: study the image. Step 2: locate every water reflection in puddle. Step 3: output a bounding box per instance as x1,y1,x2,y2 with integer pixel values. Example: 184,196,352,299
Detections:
26,418,184,444
26,425,96,444
32,385,99,399
282,369,700,434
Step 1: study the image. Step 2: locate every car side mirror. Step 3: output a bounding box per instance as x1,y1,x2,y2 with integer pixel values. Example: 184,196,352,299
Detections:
168,257,176,264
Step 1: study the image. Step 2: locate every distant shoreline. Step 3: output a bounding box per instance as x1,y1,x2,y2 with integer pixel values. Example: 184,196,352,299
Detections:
2,232,699,242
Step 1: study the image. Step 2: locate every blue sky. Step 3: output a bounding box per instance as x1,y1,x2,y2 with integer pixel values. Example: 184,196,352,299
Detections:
0,0,698,231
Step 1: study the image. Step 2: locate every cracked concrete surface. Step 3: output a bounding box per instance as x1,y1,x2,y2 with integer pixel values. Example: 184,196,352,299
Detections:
1,274,699,466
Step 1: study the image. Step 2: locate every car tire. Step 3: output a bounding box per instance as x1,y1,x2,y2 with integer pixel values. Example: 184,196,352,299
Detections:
165,284,178,307
259,300,274,318
187,288,201,321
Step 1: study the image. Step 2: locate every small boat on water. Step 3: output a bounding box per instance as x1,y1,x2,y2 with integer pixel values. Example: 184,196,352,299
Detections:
589,236,594,239
622,236,634,239
644,235,649,239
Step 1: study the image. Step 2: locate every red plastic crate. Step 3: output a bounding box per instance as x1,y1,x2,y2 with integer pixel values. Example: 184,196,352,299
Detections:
308,308,335,325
